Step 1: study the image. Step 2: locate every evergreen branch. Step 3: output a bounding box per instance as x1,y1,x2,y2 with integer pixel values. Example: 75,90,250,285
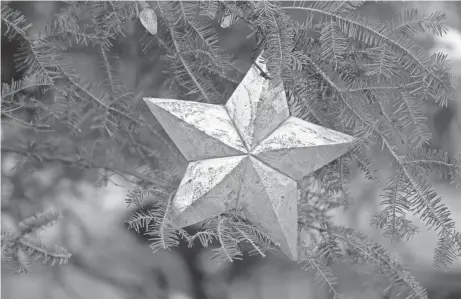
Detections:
330,1,365,14
383,140,461,269
372,170,420,242
351,147,378,180
307,57,448,238
212,216,241,262
16,39,59,82
177,0,224,70
90,1,138,50
388,9,448,37
230,213,275,257
1,113,55,132
332,226,428,299
377,100,407,146
144,193,182,253
280,4,455,104
3,2,460,293
301,46,460,267
1,210,71,275
320,19,348,65
338,156,353,207
349,83,413,93
183,230,217,248
99,45,118,93
1,6,60,82
157,2,214,103
233,226,265,257
266,10,284,79
216,217,234,262
158,193,175,251
41,13,101,49
1,144,172,189
18,236,71,267
394,90,432,147
17,209,61,237
433,231,461,270
346,78,430,148
402,148,461,187
126,209,160,233
125,181,171,208
58,71,144,130
383,171,406,240
302,55,379,140
1,5,31,39
1,76,52,99
299,246,343,299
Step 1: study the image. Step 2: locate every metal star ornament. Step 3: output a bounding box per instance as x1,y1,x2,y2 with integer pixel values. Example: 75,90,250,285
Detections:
138,0,157,35
144,54,355,261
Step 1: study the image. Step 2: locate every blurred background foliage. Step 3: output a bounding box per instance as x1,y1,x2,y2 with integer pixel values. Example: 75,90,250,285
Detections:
2,1,461,299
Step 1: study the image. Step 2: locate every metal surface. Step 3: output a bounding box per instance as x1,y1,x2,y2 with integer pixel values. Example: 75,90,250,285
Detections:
144,53,355,260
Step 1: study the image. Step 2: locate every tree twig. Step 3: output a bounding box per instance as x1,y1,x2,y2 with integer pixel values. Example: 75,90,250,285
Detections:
1,145,173,190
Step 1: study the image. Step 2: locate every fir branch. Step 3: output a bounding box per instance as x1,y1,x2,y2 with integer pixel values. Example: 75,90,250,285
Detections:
320,19,349,65
402,148,461,187
98,45,119,94
229,211,276,257
177,0,227,71
156,2,215,103
388,9,448,37
377,99,407,146
1,210,71,275
182,230,216,248
1,76,52,99
90,1,138,50
17,209,61,237
294,39,460,267
394,89,432,147
433,231,461,270
125,181,170,208
3,2,461,294
41,12,101,50
1,5,32,40
332,226,428,299
299,246,343,299
1,144,172,189
1,5,60,82
280,3,456,105
1,115,54,133
126,209,160,234
18,236,71,267
212,216,242,262
144,193,181,253
372,170,419,242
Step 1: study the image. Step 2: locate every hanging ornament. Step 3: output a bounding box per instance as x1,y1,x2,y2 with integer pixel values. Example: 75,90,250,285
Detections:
143,53,355,261
220,8,237,28
138,0,157,35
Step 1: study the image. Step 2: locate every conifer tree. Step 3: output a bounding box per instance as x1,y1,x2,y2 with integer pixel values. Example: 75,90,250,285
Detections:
2,1,460,298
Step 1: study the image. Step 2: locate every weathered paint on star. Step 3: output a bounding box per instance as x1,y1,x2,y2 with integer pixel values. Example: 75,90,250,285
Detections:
144,53,355,261
225,55,289,151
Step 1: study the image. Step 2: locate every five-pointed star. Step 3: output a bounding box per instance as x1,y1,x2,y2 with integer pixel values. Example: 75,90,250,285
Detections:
144,54,355,260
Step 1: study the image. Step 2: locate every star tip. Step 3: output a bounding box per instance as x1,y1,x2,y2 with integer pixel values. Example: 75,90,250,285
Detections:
143,98,174,105
287,251,298,261
349,135,360,145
